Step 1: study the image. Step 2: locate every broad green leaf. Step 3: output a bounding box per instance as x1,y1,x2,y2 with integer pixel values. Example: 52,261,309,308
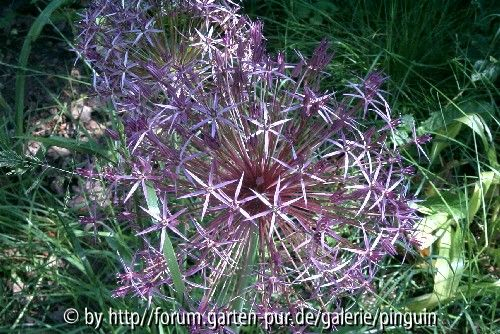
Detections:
433,223,464,300
407,170,498,311
406,222,465,312
420,101,495,132
419,101,498,167
455,114,491,146
429,122,461,163
455,113,497,168
419,192,467,222
411,212,449,250
468,171,498,222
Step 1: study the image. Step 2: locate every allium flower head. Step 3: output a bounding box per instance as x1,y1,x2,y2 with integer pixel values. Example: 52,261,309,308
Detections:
77,0,420,321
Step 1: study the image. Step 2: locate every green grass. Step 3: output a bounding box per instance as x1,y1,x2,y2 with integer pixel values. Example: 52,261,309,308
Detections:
1,0,499,333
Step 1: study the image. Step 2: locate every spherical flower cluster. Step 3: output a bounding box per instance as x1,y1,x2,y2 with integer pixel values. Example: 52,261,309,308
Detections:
77,0,420,326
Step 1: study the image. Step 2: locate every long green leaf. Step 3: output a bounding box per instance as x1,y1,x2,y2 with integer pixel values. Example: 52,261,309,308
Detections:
18,135,115,162
15,0,71,137
144,182,186,306
406,221,465,312
468,171,498,223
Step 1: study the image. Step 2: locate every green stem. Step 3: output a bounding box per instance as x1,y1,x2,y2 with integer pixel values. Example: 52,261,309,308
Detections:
232,226,258,312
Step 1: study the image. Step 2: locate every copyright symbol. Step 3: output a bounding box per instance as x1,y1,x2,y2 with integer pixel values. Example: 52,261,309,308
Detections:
63,308,79,324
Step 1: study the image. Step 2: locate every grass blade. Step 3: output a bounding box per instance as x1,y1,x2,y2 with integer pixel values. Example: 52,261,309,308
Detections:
15,0,71,137
18,135,115,162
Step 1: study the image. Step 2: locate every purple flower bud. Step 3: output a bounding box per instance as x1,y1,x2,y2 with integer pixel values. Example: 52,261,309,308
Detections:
277,51,285,73
401,166,416,175
308,38,333,71
292,59,304,78
364,71,385,95
415,133,432,145
390,118,402,128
